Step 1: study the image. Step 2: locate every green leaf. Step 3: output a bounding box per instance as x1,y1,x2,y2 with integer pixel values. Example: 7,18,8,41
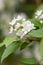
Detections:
0,43,4,47
30,19,41,28
25,29,43,38
0,47,5,58
20,42,29,50
2,36,20,47
18,58,37,64
40,38,43,60
1,42,20,63
20,41,36,50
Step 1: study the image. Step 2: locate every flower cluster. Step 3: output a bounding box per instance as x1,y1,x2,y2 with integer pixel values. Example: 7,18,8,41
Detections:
35,10,43,23
9,14,35,38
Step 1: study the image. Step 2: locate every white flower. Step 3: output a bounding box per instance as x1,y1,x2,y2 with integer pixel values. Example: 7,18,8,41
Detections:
9,17,17,26
9,14,35,38
35,10,43,23
9,26,13,34
22,20,35,33
35,10,42,16
39,14,43,19
16,29,24,38
9,13,26,26
22,20,31,27
40,20,43,23
35,16,38,19
14,23,21,31
16,20,35,38
16,13,26,21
